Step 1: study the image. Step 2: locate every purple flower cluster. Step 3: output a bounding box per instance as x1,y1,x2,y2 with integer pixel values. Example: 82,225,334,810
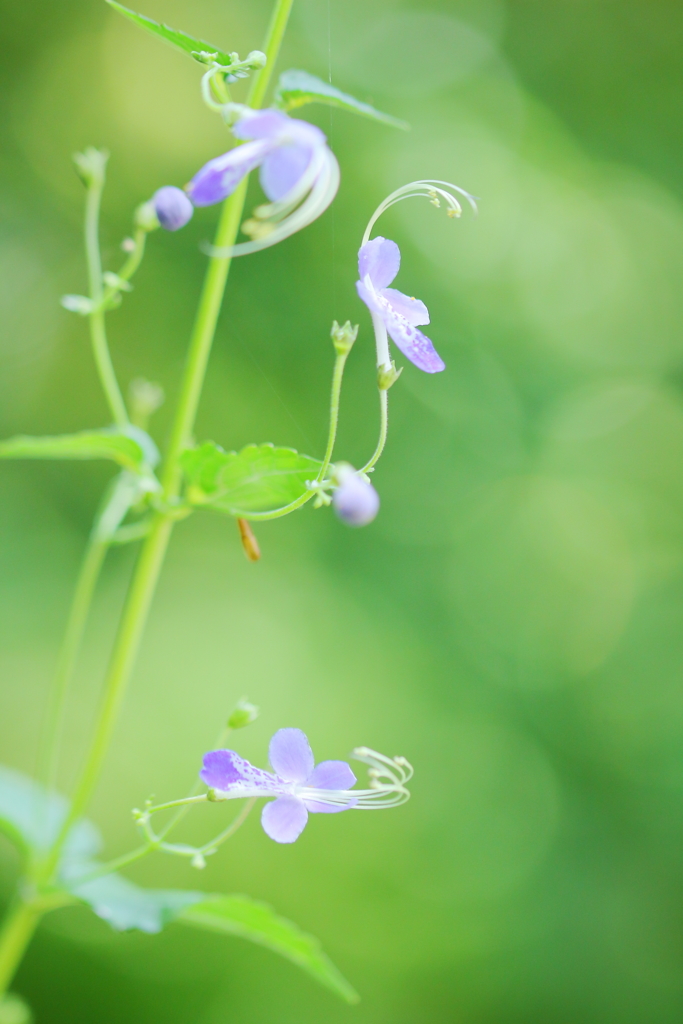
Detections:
187,109,328,207
150,108,335,249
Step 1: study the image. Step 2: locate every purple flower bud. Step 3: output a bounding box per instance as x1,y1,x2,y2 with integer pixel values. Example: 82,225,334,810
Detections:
332,469,380,527
152,186,194,231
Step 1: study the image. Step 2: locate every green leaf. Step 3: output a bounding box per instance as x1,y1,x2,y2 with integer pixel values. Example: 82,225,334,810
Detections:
66,867,204,933
0,426,159,473
0,765,100,860
181,442,322,514
105,0,233,66
274,69,409,130
178,895,359,1003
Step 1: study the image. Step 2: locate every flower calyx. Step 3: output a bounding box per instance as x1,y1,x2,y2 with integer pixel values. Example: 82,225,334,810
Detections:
73,147,109,188
331,320,358,356
377,360,403,390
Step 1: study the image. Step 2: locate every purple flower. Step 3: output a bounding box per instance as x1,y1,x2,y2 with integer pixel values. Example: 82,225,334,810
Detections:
333,466,380,526
200,728,412,844
187,109,328,208
152,186,194,231
356,236,445,374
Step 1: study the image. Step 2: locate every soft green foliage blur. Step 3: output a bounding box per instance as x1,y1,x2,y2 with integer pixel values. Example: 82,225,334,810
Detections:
1,0,683,1020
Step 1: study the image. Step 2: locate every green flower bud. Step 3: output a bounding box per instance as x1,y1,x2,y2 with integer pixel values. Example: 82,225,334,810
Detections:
228,698,260,730
72,147,108,188
134,201,160,233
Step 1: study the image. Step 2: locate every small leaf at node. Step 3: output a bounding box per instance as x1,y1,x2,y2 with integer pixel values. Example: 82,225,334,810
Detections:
274,69,409,130
106,0,234,66
178,895,359,1003
181,442,322,514
0,426,159,474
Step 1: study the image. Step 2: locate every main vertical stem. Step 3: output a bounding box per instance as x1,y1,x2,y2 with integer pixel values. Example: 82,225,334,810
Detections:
0,903,41,998
44,0,295,873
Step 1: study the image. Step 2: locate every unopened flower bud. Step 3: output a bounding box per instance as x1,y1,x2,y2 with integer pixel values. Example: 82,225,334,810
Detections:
152,186,194,231
134,201,160,233
228,698,260,730
332,464,380,527
330,320,358,356
129,378,165,429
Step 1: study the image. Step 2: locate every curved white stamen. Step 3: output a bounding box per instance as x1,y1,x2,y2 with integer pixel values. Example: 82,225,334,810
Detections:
362,179,477,246
204,148,340,258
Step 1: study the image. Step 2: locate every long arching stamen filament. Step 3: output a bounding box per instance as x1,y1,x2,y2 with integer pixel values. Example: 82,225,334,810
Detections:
362,179,477,245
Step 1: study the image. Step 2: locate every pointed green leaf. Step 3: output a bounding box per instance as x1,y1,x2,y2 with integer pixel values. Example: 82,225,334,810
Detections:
178,895,359,1003
181,442,321,514
105,0,233,66
66,866,204,933
0,765,100,860
0,426,159,473
274,69,409,130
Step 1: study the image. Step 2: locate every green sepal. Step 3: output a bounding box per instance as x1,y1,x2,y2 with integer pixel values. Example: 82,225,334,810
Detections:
274,69,409,130
178,895,359,1003
105,0,234,66
181,442,322,515
0,426,159,475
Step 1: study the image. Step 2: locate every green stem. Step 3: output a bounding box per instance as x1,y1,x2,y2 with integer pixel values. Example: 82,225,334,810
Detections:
360,388,388,474
72,844,154,886
246,0,294,108
317,351,348,482
160,723,235,839
0,902,41,999
225,344,350,523
41,0,295,880
37,535,108,796
161,177,249,497
85,177,129,427
40,512,174,881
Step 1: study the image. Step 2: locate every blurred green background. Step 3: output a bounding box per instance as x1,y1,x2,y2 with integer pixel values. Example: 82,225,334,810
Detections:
2,0,683,1020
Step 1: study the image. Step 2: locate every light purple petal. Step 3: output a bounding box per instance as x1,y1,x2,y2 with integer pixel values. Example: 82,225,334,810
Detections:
356,277,383,317
269,728,315,783
261,796,308,843
358,237,400,290
384,308,445,373
233,109,290,140
308,760,357,790
382,288,430,326
260,143,314,201
187,141,270,206
200,749,278,793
